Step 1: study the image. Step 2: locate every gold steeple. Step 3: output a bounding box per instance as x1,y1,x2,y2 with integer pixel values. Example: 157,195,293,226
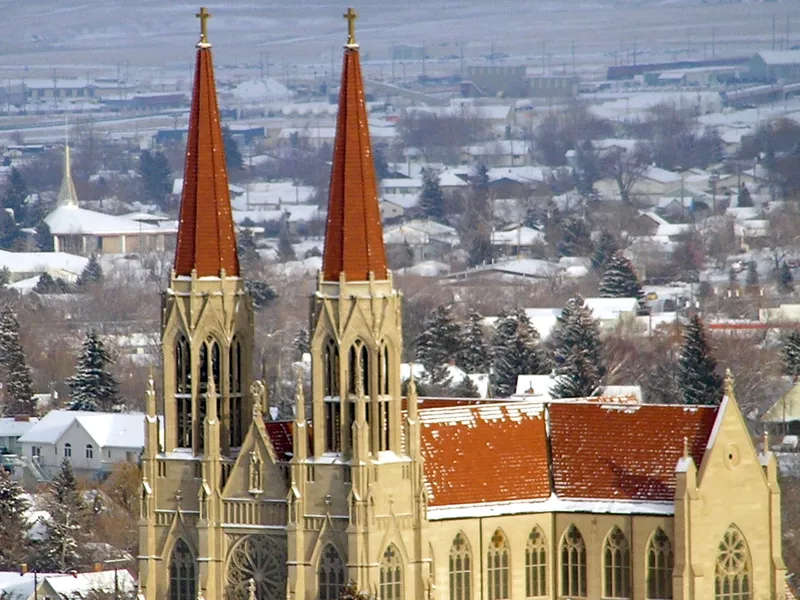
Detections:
344,7,358,47
196,6,211,48
57,142,79,208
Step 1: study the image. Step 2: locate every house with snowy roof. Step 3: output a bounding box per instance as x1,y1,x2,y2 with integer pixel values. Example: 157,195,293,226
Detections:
17,410,148,479
0,569,137,600
45,146,177,256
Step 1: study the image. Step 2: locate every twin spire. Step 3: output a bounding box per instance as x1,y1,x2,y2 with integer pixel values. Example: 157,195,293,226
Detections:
173,7,387,282
173,7,240,278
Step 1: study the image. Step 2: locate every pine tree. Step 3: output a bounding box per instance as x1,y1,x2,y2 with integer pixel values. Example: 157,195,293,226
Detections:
590,230,618,272
557,215,593,257
780,261,794,293
415,304,461,386
292,327,310,360
35,222,54,252
138,150,172,209
782,330,800,378
77,255,103,287
737,183,753,208
33,273,72,295
0,470,30,570
599,251,644,299
245,279,278,310
222,126,244,171
0,306,35,416
745,261,759,287
491,309,548,398
67,331,120,412
37,459,91,572
678,315,723,406
3,168,28,223
418,168,445,221
456,311,491,373
277,223,296,262
0,267,8,287
452,374,481,398
551,295,606,399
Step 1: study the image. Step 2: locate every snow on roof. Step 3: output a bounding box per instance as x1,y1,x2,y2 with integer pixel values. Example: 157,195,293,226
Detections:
380,193,419,209
514,374,556,398
756,50,800,66
18,410,147,449
233,204,324,225
384,219,459,245
464,140,531,156
8,275,40,294
491,226,544,246
229,78,292,103
485,257,562,279
0,249,88,276
584,297,639,317
0,416,39,439
45,205,173,236
381,177,423,189
44,569,137,597
643,166,682,185
599,385,643,403
397,260,450,277
486,166,549,184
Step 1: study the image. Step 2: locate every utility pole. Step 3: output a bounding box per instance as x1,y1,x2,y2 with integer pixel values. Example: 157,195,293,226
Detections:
632,37,638,67
422,41,426,79
460,41,465,76
541,41,546,75
571,41,576,74
686,29,692,59
391,42,396,81
712,27,716,57
772,15,776,51
490,40,496,66
260,52,264,79
787,15,791,50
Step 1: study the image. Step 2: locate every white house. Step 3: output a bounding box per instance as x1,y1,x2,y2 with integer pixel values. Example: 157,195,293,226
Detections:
0,416,39,454
18,411,147,479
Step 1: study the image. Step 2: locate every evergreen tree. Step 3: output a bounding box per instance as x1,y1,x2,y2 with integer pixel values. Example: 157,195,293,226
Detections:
737,183,753,208
780,261,794,293
277,223,296,262
472,162,490,197
678,315,723,406
590,230,618,272
0,470,30,570
599,251,644,299
491,309,549,397
728,266,739,290
418,168,445,221
245,279,278,310
222,126,244,171
33,273,72,295
452,375,481,398
35,221,54,252
77,255,103,287
292,327,310,360
37,459,91,572
0,210,22,251
0,306,35,416
575,140,601,197
745,261,759,287
373,143,391,180
67,330,120,412
138,150,172,209
456,311,491,373
557,215,593,257
236,227,259,267
415,304,461,385
0,267,8,287
782,330,800,378
551,295,606,399
3,168,28,223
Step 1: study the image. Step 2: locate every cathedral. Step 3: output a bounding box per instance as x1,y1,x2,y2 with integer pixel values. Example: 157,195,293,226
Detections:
138,8,787,600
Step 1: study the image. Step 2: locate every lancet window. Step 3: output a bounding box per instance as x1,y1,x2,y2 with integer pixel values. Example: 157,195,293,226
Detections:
487,529,510,600
449,532,472,600
380,545,403,600
318,544,345,600
646,528,674,599
560,525,587,598
715,526,751,600
169,539,196,600
175,333,192,448
603,526,631,599
525,527,547,598
229,337,243,447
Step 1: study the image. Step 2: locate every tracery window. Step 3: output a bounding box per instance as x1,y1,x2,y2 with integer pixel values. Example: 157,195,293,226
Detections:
197,337,221,452
560,524,586,598
169,539,196,600
318,544,345,600
323,338,340,397
646,528,674,599
715,526,751,600
376,342,391,452
175,334,190,393
525,527,547,598
487,529,510,600
449,532,472,600
175,334,192,448
348,340,369,395
229,337,243,447
604,526,631,599
380,545,403,600
226,534,287,600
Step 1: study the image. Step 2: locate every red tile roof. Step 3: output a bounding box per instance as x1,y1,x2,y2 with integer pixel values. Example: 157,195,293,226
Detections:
321,38,388,282
174,35,240,278
419,403,551,507
264,420,312,460
548,403,718,501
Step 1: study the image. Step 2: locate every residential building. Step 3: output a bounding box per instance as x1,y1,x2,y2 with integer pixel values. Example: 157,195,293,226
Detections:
0,416,38,455
748,51,800,82
138,11,785,600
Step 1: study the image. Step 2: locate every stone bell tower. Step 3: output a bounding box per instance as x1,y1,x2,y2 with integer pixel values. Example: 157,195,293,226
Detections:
139,8,256,599
284,9,429,600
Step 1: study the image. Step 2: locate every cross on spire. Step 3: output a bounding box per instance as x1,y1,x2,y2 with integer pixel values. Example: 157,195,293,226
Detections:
196,7,211,46
344,7,358,46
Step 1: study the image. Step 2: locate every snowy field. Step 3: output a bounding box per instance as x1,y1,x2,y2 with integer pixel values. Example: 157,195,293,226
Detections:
0,0,799,83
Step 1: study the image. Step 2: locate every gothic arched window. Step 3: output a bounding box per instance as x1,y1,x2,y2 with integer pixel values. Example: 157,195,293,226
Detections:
487,529,510,600
604,526,631,599
175,334,191,448
525,526,547,598
715,526,751,600
560,525,586,598
348,340,369,395
169,539,196,600
376,342,391,452
380,545,403,600
318,544,345,600
379,342,390,395
449,532,472,600
323,338,340,397
646,528,673,599
229,337,243,448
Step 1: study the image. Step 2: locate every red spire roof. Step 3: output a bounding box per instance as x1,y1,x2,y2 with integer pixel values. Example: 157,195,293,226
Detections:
174,9,240,278
322,10,388,282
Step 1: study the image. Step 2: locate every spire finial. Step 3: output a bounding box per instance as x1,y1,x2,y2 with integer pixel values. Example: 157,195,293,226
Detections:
196,7,211,47
682,436,689,459
343,7,358,47
724,368,735,398
763,429,770,453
